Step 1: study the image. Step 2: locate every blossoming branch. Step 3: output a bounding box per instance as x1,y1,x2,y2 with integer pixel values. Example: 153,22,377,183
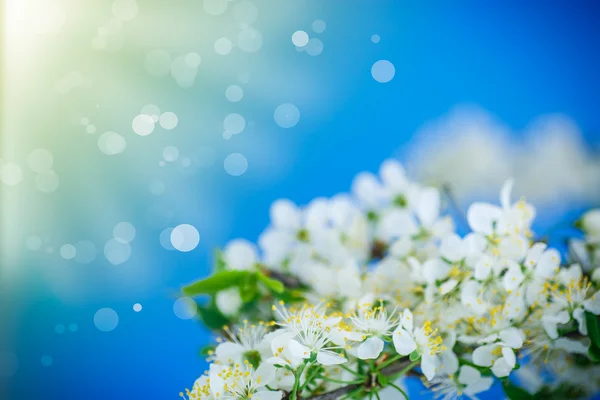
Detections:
180,160,600,400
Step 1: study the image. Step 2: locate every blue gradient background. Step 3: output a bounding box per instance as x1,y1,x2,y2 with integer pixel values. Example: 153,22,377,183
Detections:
2,1,600,399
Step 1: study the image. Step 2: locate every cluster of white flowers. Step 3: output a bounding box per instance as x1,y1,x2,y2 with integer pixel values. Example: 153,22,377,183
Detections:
182,160,600,400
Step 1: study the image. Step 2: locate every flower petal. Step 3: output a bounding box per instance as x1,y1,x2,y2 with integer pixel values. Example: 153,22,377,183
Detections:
500,179,514,209
214,342,245,364
554,337,590,355
316,350,347,366
474,255,494,281
270,199,301,230
536,249,561,279
423,259,450,284
254,389,284,400
524,242,547,270
503,262,525,291
465,375,493,395
393,328,416,355
254,362,276,387
467,203,502,235
209,364,226,397
288,339,311,359
440,234,464,262
420,354,438,381
458,365,481,385
415,187,440,228
352,172,383,208
305,198,330,229
357,337,384,360
502,347,516,368
491,357,512,378
472,345,494,367
499,327,524,349
401,309,414,332
583,291,600,315
438,350,459,376
224,239,258,270
440,279,458,294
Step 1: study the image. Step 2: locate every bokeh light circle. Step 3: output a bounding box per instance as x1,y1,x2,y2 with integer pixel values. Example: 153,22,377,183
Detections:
225,85,244,102
86,125,97,134
141,104,161,122
60,244,76,260
233,0,258,24
224,153,248,176
132,114,155,136
223,113,246,134
305,38,324,56
274,103,300,128
113,222,136,243
0,163,23,186
26,236,43,251
98,131,127,155
69,323,78,332
163,146,180,162
94,308,119,332
203,0,228,15
292,30,309,47
185,52,201,68
371,34,381,43
133,303,142,312
104,239,131,265
237,27,263,53
173,297,197,320
35,171,60,193
311,19,326,33
214,37,233,55
170,224,200,252
159,112,178,130
371,60,395,83
159,227,175,250
27,149,54,173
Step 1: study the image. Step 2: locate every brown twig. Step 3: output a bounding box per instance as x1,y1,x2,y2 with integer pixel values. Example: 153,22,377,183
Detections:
264,269,302,289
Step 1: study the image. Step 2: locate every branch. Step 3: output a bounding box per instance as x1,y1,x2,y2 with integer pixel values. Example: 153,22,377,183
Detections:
263,269,302,289
282,358,418,400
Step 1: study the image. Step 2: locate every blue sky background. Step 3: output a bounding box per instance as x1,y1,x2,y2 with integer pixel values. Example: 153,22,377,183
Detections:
2,1,600,399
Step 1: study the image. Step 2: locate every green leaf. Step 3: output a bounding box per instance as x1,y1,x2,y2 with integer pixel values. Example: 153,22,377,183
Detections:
585,311,600,348
196,304,230,330
588,344,600,362
257,272,285,293
409,350,421,362
503,380,534,400
239,273,259,302
377,373,389,386
214,249,227,272
199,344,216,357
182,270,250,296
